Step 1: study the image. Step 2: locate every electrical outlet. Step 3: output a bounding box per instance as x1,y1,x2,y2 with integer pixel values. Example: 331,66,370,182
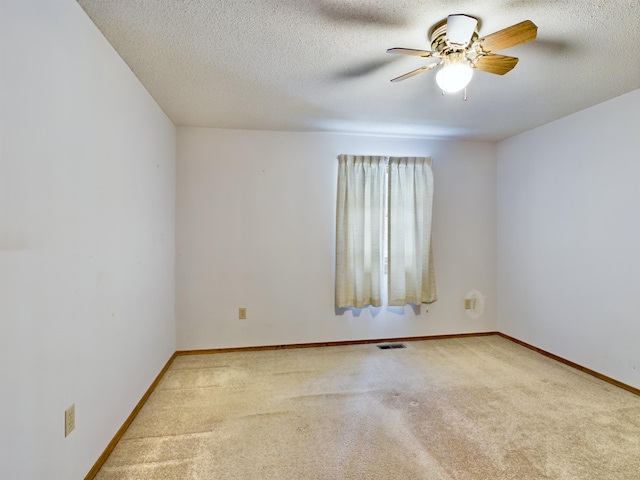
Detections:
239,307,247,320
464,298,476,310
65,404,75,437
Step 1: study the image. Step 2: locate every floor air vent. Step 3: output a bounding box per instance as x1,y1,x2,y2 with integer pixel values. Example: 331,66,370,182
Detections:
377,343,406,350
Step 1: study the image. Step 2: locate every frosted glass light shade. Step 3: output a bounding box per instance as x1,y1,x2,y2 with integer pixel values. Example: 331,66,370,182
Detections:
436,63,473,93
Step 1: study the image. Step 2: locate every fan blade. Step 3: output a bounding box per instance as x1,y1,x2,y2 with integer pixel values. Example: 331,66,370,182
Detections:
387,48,437,58
390,64,436,82
479,20,537,52
473,54,519,75
446,14,478,46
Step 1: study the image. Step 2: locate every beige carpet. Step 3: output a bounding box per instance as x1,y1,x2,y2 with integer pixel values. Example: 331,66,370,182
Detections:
95,336,640,479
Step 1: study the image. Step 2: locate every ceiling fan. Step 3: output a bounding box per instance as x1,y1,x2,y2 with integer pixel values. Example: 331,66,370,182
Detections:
387,14,537,94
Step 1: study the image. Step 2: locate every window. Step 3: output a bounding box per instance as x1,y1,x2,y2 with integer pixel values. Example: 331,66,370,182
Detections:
335,155,436,308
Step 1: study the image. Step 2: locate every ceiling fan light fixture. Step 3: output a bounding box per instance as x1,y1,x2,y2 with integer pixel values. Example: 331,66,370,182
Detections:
436,54,473,93
388,15,537,94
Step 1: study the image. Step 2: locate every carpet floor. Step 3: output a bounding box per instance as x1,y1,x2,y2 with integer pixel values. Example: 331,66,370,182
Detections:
94,335,640,479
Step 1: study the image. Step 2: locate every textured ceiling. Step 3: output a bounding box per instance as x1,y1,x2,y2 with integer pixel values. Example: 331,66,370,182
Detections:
77,0,640,141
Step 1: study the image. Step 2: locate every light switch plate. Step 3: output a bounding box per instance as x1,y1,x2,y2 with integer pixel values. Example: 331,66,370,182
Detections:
65,404,75,437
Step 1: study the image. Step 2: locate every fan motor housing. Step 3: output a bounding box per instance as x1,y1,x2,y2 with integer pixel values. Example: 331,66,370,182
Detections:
429,17,480,52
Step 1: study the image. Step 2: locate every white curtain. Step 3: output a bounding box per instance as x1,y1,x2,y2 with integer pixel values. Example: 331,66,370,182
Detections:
387,157,437,306
335,155,385,308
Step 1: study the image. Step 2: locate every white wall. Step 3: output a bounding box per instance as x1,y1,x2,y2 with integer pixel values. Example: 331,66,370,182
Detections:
0,1,176,478
177,128,497,350
497,89,640,389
